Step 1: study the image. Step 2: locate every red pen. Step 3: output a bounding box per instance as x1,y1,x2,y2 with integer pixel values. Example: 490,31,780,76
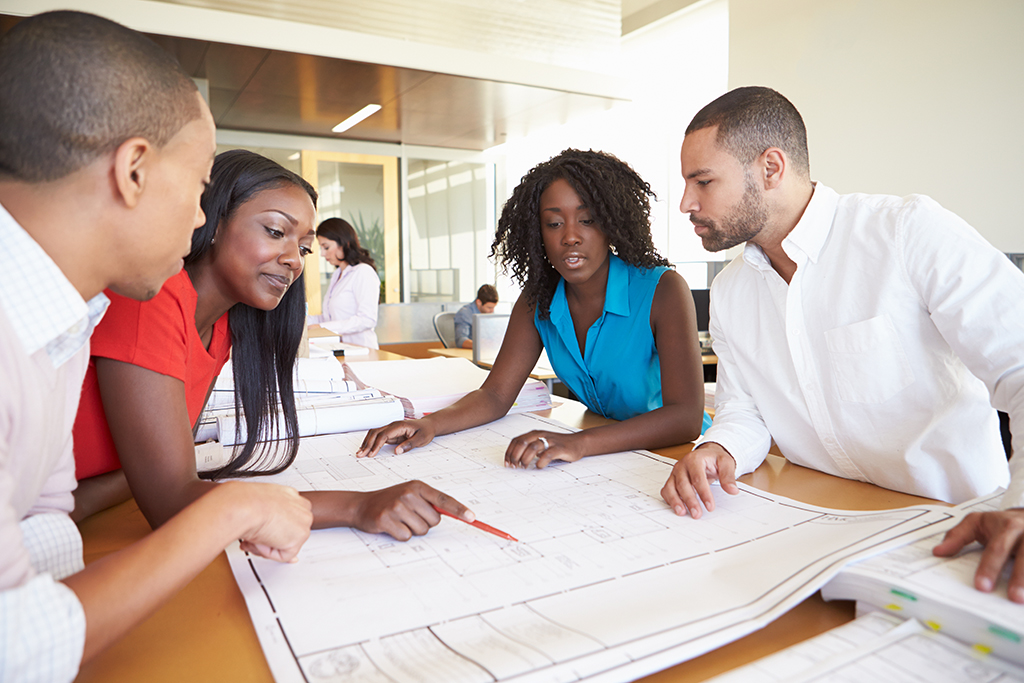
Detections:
432,504,518,542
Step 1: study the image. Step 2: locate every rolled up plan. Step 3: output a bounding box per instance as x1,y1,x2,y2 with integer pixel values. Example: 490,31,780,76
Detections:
217,396,404,446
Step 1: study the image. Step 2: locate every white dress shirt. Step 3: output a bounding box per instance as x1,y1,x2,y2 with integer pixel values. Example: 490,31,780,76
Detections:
0,201,109,682
307,262,380,349
699,183,1024,506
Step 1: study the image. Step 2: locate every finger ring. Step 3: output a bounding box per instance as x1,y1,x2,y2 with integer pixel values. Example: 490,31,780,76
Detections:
538,437,549,450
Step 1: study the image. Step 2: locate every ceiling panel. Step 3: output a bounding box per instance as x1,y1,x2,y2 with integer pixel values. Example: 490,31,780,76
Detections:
0,15,626,152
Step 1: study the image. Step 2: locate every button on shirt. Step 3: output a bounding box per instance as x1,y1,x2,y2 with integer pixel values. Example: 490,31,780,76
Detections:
699,183,1024,506
0,201,109,682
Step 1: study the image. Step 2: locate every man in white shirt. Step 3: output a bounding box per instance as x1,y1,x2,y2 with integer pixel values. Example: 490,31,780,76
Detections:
661,86,1024,602
0,12,312,681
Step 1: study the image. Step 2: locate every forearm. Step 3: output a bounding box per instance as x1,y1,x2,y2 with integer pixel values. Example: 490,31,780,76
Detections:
304,489,364,530
132,475,216,529
574,402,703,457
71,469,132,522
423,387,514,438
63,482,254,662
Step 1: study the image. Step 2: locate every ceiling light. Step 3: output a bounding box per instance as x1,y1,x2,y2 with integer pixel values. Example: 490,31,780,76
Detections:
287,152,300,161
332,104,382,133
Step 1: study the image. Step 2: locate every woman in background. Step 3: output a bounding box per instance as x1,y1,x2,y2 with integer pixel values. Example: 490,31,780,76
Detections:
307,217,380,349
359,148,710,467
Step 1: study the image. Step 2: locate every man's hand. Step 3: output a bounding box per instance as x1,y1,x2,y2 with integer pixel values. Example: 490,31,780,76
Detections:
356,419,436,457
352,481,473,541
505,430,582,469
660,442,739,519
229,482,313,563
933,509,1024,603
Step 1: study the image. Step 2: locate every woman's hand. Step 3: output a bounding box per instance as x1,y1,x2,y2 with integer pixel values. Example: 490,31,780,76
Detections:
505,430,583,469
356,419,437,457
350,481,473,541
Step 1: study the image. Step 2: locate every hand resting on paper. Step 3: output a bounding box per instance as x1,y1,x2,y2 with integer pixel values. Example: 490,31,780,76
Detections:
933,509,1024,604
504,430,583,469
357,418,438,457
660,442,740,518
350,481,473,541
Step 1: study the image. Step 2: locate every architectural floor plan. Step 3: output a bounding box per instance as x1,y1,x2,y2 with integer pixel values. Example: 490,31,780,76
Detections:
227,413,957,683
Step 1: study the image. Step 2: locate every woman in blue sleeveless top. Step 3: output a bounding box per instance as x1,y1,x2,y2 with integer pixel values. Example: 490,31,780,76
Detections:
360,149,709,467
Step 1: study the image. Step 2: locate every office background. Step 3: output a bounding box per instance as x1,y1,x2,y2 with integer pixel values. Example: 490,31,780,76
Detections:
1,0,1021,303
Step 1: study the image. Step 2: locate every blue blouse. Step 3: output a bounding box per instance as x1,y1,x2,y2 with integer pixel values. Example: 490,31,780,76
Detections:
536,254,711,433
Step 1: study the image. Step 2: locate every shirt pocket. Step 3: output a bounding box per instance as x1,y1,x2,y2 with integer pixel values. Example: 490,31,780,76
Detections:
824,315,914,404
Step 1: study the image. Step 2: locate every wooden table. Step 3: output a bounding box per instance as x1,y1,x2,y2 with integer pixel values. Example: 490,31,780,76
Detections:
74,399,937,683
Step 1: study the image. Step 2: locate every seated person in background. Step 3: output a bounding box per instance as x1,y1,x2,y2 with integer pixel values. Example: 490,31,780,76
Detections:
359,149,712,467
73,150,472,542
454,284,499,348
0,12,311,680
306,217,380,349
661,86,1024,602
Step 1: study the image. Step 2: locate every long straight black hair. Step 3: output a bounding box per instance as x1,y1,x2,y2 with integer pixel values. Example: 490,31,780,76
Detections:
185,149,317,479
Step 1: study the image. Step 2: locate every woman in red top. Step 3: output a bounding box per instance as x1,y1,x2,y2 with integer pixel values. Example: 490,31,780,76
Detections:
73,150,471,540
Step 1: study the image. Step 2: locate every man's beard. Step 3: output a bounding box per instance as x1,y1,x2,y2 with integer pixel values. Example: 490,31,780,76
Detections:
692,174,768,252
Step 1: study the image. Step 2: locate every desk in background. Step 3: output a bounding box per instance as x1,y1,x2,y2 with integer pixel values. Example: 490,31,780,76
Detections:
74,388,937,683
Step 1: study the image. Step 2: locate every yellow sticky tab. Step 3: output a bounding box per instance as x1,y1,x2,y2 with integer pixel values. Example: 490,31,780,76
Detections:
925,620,941,631
884,604,902,611
974,644,993,655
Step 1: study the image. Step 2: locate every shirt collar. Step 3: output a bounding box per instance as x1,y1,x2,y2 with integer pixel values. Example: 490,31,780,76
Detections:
604,253,630,317
551,252,630,324
742,182,840,271
0,201,109,367
782,182,839,264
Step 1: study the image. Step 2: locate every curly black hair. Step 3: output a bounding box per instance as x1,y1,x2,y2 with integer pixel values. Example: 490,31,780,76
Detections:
491,148,670,319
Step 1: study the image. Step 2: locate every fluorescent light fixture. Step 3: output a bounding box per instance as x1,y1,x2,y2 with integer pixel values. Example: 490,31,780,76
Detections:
332,104,381,133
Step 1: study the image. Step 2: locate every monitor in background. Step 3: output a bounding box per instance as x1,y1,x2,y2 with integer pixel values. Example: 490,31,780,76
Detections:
472,313,510,364
691,288,710,332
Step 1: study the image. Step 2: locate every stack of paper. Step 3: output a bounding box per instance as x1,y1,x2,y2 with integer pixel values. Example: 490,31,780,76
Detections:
821,490,1024,665
214,390,404,446
704,382,716,413
343,356,553,418
706,611,1024,682
196,357,404,446
207,357,359,410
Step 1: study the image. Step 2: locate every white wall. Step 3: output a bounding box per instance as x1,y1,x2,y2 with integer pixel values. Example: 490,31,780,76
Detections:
496,0,729,297
729,0,1024,252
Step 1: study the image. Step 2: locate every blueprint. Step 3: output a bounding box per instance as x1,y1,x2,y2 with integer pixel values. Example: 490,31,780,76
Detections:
226,412,957,683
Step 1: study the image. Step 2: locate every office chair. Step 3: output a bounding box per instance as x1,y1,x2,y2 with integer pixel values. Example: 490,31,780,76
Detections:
432,311,457,348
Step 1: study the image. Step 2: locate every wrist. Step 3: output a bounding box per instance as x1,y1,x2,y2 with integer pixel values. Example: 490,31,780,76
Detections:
301,489,365,529
208,481,262,540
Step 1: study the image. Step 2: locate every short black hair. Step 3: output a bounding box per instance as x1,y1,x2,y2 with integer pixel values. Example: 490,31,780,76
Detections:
686,86,810,178
0,10,201,182
491,149,669,320
476,284,498,304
